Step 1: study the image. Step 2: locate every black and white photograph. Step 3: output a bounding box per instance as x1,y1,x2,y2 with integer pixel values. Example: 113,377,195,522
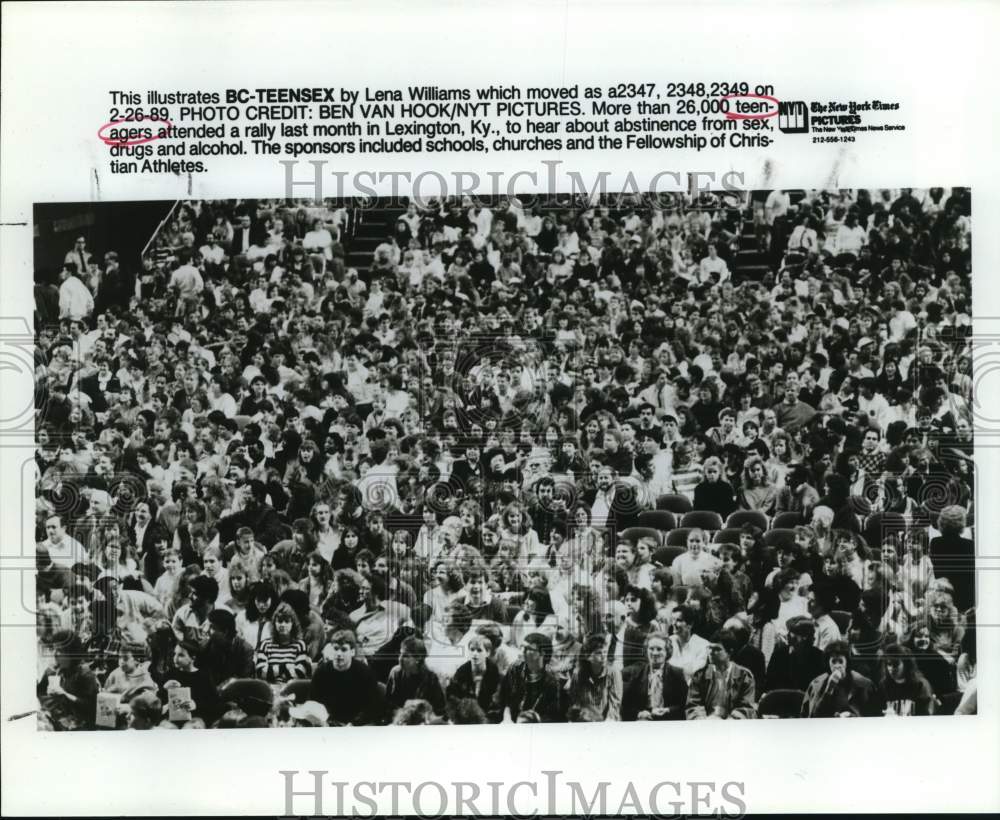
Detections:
31,187,978,731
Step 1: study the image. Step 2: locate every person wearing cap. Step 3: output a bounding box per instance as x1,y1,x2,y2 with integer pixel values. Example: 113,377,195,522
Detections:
685,632,757,720
197,607,255,689
288,699,329,727
765,616,827,691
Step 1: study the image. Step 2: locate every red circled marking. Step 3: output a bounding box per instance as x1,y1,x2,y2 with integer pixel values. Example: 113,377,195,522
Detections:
97,118,174,147
722,93,780,121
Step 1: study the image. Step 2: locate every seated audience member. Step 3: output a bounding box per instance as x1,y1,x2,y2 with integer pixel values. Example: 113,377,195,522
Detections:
446,632,503,722
621,633,689,721
385,636,447,719
685,632,757,720
765,616,827,692
801,640,881,718
310,630,384,726
496,632,564,723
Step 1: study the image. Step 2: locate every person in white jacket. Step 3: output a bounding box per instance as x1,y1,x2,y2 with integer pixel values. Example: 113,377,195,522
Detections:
59,268,94,321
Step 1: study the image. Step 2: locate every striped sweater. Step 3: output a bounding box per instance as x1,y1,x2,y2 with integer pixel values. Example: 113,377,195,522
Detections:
253,638,312,683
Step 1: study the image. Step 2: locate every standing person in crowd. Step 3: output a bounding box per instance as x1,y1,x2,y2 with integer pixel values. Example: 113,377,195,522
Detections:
929,505,975,612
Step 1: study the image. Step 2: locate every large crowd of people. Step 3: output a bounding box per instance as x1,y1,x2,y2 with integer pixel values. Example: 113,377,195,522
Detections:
32,187,977,729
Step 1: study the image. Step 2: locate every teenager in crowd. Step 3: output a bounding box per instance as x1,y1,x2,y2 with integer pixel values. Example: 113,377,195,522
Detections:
801,640,881,718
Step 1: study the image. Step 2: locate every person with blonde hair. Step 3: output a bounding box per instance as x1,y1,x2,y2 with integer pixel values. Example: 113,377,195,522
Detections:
692,456,737,518
810,505,836,556
671,528,721,587
929,504,975,612
924,588,965,658
739,455,778,514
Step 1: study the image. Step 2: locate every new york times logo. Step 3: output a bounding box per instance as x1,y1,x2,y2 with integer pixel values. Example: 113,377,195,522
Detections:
778,101,809,134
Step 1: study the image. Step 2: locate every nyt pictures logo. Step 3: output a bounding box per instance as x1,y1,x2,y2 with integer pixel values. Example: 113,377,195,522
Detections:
778,101,809,134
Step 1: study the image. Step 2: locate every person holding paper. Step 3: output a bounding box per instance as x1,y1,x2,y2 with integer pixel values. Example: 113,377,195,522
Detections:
38,631,100,731
163,640,222,725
